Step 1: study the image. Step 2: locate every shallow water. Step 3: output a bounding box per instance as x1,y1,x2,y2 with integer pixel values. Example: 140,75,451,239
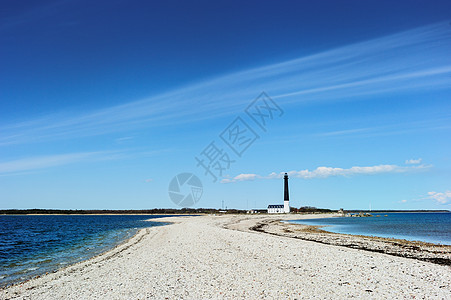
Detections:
289,212,451,245
0,215,171,287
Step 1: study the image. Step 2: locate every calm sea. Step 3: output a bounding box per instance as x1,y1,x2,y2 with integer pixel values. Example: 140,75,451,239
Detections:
0,215,172,287
289,212,451,245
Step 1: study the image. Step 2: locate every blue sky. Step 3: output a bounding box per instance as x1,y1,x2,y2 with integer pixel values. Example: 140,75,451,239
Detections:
1,0,450,210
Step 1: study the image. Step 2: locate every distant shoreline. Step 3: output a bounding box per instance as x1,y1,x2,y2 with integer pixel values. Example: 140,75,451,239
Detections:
344,210,450,213
0,213,196,216
1,209,449,215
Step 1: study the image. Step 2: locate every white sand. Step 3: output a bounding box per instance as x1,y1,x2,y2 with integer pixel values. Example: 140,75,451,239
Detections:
1,214,450,299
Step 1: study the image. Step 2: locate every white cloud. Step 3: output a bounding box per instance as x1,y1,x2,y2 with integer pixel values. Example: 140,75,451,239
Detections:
427,191,451,205
405,158,422,164
276,164,427,179
234,174,258,181
400,199,408,203
220,173,258,183
222,163,430,183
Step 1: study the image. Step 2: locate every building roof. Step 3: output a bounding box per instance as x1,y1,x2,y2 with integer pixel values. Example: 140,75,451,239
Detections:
267,204,284,208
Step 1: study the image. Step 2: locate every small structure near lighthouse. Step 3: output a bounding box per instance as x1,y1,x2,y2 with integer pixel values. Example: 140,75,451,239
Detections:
267,173,290,214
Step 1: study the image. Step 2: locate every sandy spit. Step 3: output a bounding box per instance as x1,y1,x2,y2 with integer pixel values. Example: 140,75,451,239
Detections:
1,214,450,299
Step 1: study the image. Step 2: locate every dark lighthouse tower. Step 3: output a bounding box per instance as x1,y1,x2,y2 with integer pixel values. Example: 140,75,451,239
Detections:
283,173,290,213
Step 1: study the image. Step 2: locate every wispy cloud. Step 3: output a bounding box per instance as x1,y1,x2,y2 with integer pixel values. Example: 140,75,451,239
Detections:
0,147,171,176
115,136,134,144
1,22,450,147
405,158,422,165
427,191,451,205
316,127,373,137
221,163,430,183
0,151,121,175
313,117,451,140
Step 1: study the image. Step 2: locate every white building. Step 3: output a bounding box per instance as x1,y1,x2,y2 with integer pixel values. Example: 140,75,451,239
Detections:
267,204,285,214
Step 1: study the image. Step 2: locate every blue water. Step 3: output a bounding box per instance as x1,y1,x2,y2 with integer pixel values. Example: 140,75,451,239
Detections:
289,212,451,245
0,215,172,287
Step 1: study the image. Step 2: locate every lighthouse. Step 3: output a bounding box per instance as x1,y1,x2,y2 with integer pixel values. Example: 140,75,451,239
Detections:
267,172,291,213
283,173,290,213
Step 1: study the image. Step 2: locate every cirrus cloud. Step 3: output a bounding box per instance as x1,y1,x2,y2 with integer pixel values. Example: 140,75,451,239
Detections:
0,151,115,175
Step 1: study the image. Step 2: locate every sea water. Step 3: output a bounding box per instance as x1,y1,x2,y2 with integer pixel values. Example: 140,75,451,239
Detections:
0,215,172,287
289,212,451,245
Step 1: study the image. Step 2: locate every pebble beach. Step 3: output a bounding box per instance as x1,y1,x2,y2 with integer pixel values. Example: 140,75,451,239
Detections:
1,214,450,299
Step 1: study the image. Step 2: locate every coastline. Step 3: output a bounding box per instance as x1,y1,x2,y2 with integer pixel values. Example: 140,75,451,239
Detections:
1,224,147,289
0,224,157,291
248,218,451,266
0,215,174,288
1,214,450,299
